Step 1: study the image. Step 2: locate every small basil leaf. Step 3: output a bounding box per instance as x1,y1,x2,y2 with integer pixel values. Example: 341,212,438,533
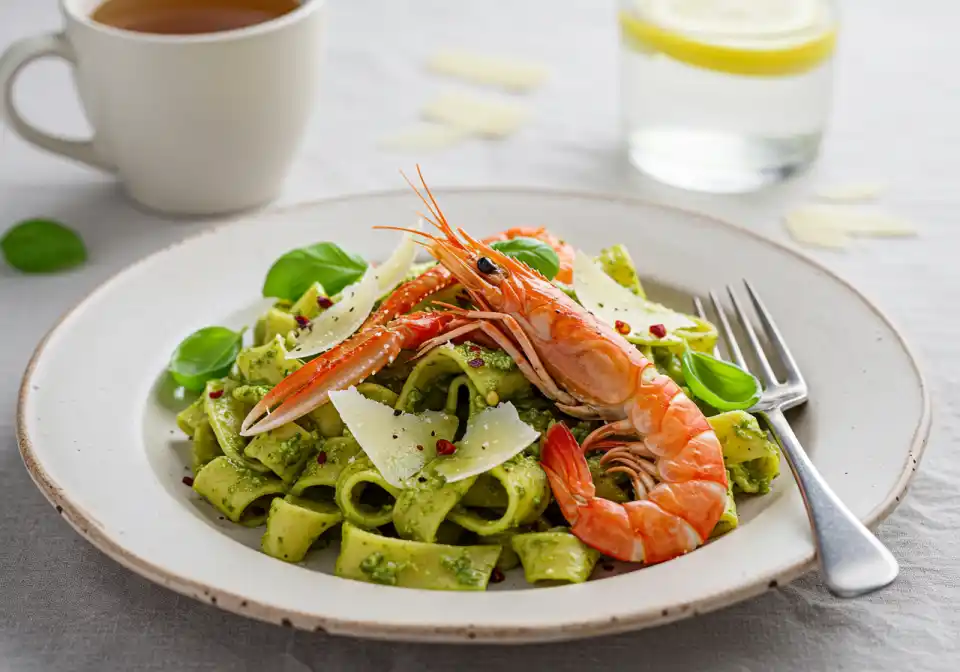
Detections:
262,242,368,301
169,326,244,392
1,218,87,273
680,350,761,412
490,237,560,280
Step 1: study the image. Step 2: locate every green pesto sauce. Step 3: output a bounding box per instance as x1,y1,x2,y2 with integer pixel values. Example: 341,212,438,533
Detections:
359,552,404,585
440,553,486,587
232,384,272,405
517,407,555,433
569,421,597,445
404,388,425,410
452,343,516,371
224,460,271,492
275,433,305,465
251,348,276,369
732,418,766,442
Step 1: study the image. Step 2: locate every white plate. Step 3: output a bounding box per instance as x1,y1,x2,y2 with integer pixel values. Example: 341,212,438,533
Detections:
17,190,930,643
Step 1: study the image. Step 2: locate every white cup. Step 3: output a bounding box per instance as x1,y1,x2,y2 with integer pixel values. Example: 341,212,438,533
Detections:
0,0,325,215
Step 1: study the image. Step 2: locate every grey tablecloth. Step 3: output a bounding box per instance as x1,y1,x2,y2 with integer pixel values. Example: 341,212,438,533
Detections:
2,0,958,670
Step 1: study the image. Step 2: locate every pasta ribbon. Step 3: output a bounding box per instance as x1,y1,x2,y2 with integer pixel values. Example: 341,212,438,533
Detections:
176,396,206,438
244,422,317,484
711,480,740,538
335,456,401,528
290,436,362,502
253,307,299,347
204,379,269,473
261,495,342,562
393,466,477,543
335,522,502,590
192,456,287,526
191,419,223,474
511,530,600,583
396,342,531,413
448,456,549,536
236,334,301,385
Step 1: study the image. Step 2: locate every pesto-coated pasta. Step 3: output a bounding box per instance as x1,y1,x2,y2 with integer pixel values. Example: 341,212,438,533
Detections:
290,282,327,320
711,480,739,538
335,456,401,528
460,472,509,508
261,495,342,562
236,334,301,385
396,342,531,413
588,456,630,504
482,531,522,571
448,457,550,536
444,375,488,419
191,419,222,474
232,384,272,406
336,522,501,590
511,530,600,584
192,456,287,526
176,396,206,438
204,379,268,473
253,307,299,347
290,436,361,502
393,466,477,543
244,422,317,484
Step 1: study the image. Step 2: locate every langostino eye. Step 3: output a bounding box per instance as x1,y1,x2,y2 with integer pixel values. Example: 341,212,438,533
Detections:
477,257,497,274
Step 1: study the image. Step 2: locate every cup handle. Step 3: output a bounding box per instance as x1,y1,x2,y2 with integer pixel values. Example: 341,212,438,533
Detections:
0,32,114,171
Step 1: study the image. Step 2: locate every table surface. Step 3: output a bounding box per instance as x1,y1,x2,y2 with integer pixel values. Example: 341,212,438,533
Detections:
2,0,958,670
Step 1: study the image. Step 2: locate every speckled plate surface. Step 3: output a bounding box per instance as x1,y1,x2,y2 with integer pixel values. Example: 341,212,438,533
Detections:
17,190,930,643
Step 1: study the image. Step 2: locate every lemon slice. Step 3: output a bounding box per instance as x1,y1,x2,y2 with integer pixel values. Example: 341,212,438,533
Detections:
620,0,836,76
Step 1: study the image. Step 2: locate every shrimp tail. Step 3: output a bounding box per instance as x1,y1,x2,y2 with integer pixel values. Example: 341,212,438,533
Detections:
540,423,595,523
542,426,642,561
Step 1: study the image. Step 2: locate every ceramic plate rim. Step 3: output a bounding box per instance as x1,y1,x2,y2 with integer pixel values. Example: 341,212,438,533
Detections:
16,188,932,643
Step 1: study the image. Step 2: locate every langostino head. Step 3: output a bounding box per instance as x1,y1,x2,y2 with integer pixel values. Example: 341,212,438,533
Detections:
379,165,554,315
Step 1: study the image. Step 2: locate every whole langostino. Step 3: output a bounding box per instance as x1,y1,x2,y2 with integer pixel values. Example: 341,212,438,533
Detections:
404,171,728,565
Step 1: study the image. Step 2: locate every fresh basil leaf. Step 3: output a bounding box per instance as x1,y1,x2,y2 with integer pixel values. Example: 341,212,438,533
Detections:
1,218,87,273
169,326,244,392
490,237,560,280
680,350,761,412
262,242,367,301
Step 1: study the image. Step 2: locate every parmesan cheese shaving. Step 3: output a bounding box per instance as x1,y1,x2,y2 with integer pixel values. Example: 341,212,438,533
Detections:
784,204,917,249
815,182,886,202
329,388,459,488
784,217,850,249
573,250,697,335
422,91,528,138
433,403,539,483
427,50,548,92
288,226,419,358
378,124,469,153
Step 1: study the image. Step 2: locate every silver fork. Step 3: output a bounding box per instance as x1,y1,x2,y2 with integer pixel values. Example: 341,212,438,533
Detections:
693,281,899,598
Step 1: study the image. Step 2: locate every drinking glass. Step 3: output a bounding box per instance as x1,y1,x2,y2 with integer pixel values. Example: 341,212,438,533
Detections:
619,0,837,193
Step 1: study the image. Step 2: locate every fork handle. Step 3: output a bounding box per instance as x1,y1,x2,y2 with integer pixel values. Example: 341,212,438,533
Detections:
760,408,899,598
